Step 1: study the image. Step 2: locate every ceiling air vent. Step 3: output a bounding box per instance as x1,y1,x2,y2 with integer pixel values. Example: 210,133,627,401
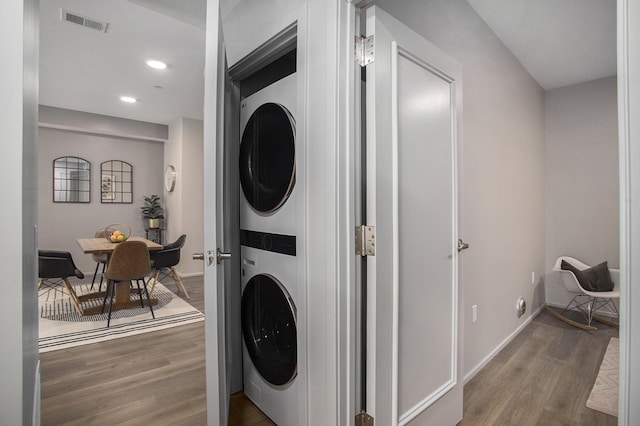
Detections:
60,9,109,33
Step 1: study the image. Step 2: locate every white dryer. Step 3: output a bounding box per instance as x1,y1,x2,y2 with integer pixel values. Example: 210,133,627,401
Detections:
239,72,297,238
240,245,298,426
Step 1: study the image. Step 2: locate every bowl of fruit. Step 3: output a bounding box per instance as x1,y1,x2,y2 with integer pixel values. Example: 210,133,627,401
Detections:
104,224,131,243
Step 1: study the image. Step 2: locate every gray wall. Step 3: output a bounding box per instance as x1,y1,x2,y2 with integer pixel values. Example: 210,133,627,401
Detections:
376,0,547,379
165,117,204,276
544,77,619,306
38,106,166,275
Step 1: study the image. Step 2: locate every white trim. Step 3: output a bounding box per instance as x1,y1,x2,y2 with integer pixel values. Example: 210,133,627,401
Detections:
390,40,400,426
463,304,545,384
336,1,358,424
176,271,204,279
38,122,168,143
617,0,630,423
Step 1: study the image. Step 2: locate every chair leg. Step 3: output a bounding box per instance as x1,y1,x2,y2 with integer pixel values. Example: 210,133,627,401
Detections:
62,278,83,316
38,279,43,290
141,277,155,319
90,262,100,291
107,282,115,327
149,269,161,297
171,267,190,299
135,279,144,308
98,262,106,292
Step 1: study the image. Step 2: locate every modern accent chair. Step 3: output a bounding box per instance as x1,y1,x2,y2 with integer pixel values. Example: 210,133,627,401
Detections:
38,250,85,315
90,229,108,291
547,256,620,330
101,240,154,327
148,234,190,299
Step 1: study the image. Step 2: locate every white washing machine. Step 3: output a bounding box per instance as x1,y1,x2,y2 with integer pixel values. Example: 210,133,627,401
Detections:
240,245,298,426
239,73,297,238
239,71,299,425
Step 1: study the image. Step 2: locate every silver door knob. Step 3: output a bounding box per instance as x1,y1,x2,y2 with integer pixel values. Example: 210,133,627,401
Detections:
193,251,216,265
217,249,232,264
192,252,204,260
457,239,469,252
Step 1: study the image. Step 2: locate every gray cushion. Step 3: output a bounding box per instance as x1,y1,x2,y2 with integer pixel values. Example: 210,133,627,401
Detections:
561,260,614,292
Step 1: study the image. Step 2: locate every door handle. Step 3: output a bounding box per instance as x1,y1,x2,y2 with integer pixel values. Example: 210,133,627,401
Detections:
193,250,231,265
457,239,469,252
193,251,215,266
216,248,232,264
192,252,204,260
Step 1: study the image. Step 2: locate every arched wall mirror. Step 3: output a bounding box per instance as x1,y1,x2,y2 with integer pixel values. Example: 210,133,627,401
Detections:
53,156,91,203
101,160,133,204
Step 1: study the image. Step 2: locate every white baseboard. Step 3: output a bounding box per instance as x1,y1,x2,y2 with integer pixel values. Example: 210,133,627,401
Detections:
463,303,545,385
178,271,204,278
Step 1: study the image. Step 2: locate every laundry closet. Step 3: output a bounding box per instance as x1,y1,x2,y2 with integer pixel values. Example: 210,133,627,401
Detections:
218,4,302,424
211,2,463,425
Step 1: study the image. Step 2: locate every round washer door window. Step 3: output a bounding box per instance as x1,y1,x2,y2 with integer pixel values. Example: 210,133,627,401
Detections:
239,102,295,213
241,274,297,386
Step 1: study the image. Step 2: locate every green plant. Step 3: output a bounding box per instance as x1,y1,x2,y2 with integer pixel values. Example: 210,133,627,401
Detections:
141,194,165,219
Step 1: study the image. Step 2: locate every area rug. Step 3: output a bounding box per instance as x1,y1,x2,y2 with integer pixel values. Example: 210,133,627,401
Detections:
586,337,619,417
38,281,204,353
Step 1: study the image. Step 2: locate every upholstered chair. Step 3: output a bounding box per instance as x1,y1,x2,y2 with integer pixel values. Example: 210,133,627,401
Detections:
102,241,154,327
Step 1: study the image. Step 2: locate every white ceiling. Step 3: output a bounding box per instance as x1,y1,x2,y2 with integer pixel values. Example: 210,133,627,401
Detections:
39,0,206,125
467,0,616,90
39,0,617,125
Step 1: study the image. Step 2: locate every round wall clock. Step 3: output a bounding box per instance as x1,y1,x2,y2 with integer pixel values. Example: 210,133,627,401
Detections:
164,165,176,192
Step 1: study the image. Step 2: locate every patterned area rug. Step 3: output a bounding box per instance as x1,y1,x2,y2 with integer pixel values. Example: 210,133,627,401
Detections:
586,337,619,417
38,281,204,353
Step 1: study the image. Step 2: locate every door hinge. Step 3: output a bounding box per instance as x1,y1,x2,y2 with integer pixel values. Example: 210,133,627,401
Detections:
355,225,376,256
355,411,374,426
355,35,374,67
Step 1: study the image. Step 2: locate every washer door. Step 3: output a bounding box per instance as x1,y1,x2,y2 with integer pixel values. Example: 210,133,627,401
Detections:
241,274,297,386
239,102,295,213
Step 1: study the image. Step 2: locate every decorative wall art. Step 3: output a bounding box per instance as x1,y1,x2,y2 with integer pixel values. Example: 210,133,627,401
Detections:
101,174,116,201
100,160,133,204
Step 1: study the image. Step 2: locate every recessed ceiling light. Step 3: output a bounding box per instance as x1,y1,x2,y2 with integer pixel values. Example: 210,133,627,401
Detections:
120,96,137,103
146,60,167,70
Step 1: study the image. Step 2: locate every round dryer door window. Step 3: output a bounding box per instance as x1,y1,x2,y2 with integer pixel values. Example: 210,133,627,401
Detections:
239,102,296,213
241,274,297,386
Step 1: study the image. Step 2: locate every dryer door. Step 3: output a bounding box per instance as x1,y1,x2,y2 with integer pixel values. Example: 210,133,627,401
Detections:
241,273,297,385
239,102,296,213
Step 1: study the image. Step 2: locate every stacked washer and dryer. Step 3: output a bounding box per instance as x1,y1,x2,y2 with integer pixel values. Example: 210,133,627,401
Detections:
239,72,298,426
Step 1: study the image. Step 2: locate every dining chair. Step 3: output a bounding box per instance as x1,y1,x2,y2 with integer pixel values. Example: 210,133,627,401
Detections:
38,250,85,315
101,240,154,327
90,229,108,291
148,234,190,299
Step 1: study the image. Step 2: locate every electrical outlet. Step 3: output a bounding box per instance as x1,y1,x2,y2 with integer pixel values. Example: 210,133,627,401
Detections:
472,305,477,323
531,271,536,285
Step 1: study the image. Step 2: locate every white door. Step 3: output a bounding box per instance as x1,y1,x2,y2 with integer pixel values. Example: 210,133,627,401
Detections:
365,7,464,425
202,0,232,424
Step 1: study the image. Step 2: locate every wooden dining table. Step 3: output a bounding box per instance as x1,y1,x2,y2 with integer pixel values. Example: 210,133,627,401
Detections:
76,237,163,316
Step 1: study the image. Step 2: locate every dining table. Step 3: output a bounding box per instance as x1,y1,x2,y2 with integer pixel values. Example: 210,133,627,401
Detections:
76,236,163,316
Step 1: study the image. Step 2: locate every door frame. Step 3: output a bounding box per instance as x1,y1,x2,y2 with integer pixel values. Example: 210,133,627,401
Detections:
9,0,636,423
296,0,359,423
617,0,636,423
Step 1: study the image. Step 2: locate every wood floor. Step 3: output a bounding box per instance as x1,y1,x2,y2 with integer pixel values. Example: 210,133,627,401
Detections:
40,276,617,425
460,309,618,426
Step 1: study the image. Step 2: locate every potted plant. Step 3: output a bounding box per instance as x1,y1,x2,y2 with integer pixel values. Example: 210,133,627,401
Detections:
141,194,164,229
